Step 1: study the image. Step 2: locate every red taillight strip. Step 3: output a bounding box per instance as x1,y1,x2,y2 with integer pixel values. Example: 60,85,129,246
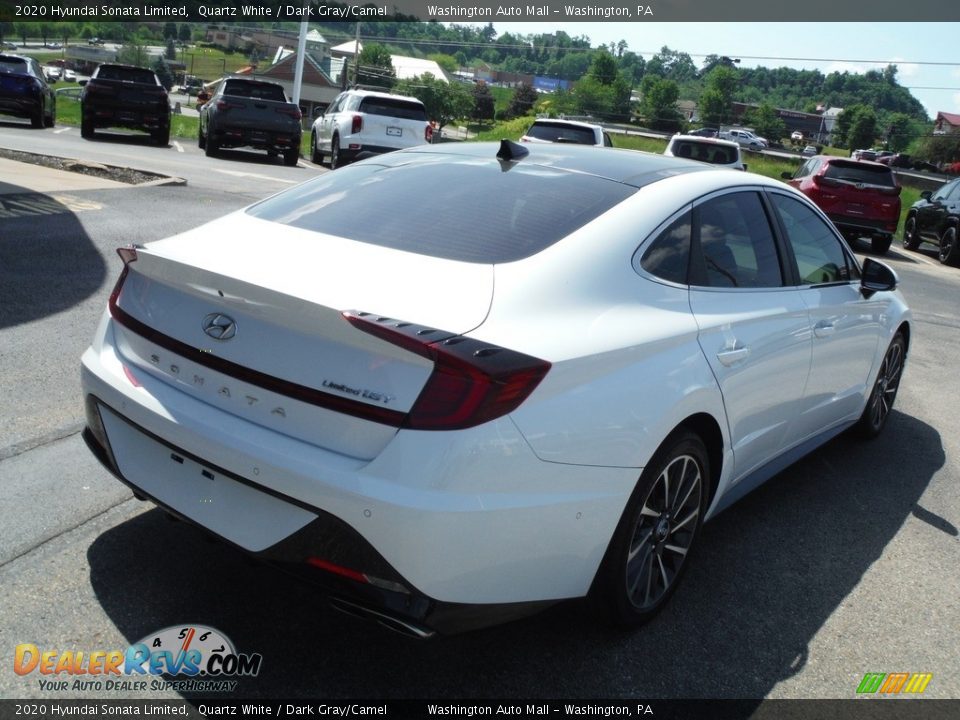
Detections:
344,311,551,431
306,557,410,594
108,249,406,428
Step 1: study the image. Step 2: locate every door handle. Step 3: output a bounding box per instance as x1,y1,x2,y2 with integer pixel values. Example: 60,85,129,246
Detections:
814,321,836,338
717,346,750,366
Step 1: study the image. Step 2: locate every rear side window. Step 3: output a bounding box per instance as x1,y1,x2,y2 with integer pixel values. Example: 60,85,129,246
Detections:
0,56,28,73
639,211,692,285
823,160,896,188
247,156,634,264
526,122,598,145
358,97,426,121
672,140,736,165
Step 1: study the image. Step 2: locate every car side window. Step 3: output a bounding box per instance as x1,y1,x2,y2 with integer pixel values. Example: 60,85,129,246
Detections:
638,210,692,285
941,179,960,202
770,193,859,284
691,193,784,288
603,132,613,147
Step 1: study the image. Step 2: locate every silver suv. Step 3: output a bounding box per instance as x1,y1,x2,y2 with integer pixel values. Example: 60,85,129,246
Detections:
310,89,432,169
664,135,746,171
520,118,613,147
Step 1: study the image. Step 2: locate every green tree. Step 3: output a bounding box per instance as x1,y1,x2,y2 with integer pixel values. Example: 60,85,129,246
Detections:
699,65,739,126
884,113,916,152
506,84,539,119
357,43,395,89
746,103,786,144
394,73,471,133
163,22,177,40
117,43,146,67
837,105,878,149
427,53,458,73
152,56,174,90
639,75,681,131
178,24,192,43
471,80,496,124
165,39,176,61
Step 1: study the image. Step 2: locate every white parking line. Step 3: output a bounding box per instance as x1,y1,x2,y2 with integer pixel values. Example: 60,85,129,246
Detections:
172,141,184,153
53,127,71,134
213,169,298,184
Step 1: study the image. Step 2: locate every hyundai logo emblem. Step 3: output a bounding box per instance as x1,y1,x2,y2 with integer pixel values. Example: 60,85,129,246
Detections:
202,313,237,341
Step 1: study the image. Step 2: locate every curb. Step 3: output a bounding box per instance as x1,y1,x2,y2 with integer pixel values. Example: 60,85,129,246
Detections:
0,148,187,188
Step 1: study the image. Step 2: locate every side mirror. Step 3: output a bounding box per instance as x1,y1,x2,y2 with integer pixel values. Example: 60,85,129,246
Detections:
741,163,748,172
861,257,898,297
78,79,88,86
313,107,323,119
920,190,931,200
780,171,792,180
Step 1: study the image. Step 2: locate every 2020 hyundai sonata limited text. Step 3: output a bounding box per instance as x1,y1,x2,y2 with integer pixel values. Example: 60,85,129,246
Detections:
81,142,910,636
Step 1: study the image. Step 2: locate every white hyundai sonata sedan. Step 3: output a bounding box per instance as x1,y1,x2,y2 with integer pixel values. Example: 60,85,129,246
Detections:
82,141,910,636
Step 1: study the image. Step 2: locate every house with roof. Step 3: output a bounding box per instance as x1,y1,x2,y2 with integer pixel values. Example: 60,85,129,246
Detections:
330,41,450,84
934,111,960,135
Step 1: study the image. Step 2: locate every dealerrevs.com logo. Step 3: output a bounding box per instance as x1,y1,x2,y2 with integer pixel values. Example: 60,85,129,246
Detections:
856,672,933,696
15,625,263,693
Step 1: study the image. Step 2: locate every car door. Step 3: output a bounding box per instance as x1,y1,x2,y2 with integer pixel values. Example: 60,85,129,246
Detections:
916,178,960,241
688,190,813,479
767,191,882,439
318,92,346,150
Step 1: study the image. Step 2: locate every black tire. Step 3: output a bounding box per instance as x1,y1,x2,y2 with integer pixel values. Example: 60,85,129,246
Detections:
30,107,43,129
44,102,55,128
903,215,921,250
283,148,299,167
80,116,94,139
592,430,708,627
198,126,205,149
871,235,892,255
330,135,342,169
938,226,960,266
310,132,323,164
205,132,219,158
854,333,906,439
153,128,170,146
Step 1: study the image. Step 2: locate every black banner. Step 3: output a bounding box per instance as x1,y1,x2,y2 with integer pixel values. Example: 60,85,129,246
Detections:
1,0,960,23
2,700,960,720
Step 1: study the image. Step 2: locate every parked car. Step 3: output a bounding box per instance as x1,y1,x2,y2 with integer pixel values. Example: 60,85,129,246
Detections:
80,64,170,145
851,149,878,162
902,176,960,265
311,88,431,169
82,141,910,636
43,65,62,82
199,78,302,166
688,127,718,138
63,69,76,82
1,42,18,50
520,118,613,147
664,134,745,170
783,155,901,254
0,53,56,128
791,130,804,142
875,151,894,163
801,145,817,157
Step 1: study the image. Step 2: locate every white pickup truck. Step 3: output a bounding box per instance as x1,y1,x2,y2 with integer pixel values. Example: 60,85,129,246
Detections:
310,88,433,169
719,128,767,150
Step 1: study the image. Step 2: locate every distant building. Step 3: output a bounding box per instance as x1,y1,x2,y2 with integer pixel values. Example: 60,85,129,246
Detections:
330,41,450,83
934,111,960,135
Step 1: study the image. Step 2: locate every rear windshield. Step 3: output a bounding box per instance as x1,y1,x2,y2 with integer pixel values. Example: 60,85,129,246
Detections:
670,140,737,165
0,56,29,73
223,80,287,102
358,96,426,121
95,66,158,84
247,155,634,263
526,122,598,145
824,160,896,187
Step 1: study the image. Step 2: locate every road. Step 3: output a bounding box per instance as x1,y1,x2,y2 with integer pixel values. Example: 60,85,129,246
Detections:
0,121,958,705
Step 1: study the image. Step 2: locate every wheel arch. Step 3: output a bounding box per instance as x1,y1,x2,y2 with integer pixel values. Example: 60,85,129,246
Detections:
675,412,724,509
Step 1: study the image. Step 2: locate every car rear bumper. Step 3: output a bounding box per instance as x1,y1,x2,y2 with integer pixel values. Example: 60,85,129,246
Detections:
211,124,300,150
83,105,169,131
829,214,898,236
0,94,41,118
80,313,637,631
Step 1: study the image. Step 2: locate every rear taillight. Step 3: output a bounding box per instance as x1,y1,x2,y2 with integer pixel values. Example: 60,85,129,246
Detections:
425,124,433,143
85,83,115,96
343,311,550,431
276,107,302,120
350,115,362,134
216,100,243,111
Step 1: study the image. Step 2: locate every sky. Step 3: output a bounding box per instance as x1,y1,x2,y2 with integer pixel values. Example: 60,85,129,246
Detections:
453,22,960,119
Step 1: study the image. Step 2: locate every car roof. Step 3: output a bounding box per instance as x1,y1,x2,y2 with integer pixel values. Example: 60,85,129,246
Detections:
344,88,423,104
376,141,741,189
531,118,603,131
819,155,891,168
669,135,740,149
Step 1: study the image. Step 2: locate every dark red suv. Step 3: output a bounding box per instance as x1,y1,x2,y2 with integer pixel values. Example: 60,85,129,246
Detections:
783,156,901,254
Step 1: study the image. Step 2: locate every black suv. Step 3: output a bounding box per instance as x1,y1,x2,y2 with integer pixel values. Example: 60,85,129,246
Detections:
80,64,170,145
903,176,960,265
